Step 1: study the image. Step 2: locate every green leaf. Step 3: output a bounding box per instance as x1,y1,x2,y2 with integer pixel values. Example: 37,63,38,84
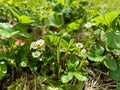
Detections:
103,55,117,70
19,15,34,24
88,45,104,55
104,10,120,25
93,10,120,25
15,24,32,38
87,45,104,62
0,61,7,78
57,0,64,4
0,29,19,38
87,52,104,62
16,41,30,63
104,32,120,49
61,72,73,83
0,54,14,61
109,68,120,81
117,82,120,90
60,38,68,51
45,35,61,45
93,16,107,25
48,13,63,27
0,23,13,29
73,71,88,81
61,33,71,42
66,19,82,32
10,9,34,24
10,9,20,21
67,59,79,71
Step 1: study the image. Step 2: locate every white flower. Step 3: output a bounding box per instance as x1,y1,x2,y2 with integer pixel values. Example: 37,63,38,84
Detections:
113,49,120,56
3,71,7,74
10,60,15,64
81,49,86,57
94,29,101,35
36,39,45,47
84,22,95,29
30,42,38,49
76,43,84,49
20,61,27,67
101,30,105,36
60,48,65,52
32,51,41,58
0,61,5,64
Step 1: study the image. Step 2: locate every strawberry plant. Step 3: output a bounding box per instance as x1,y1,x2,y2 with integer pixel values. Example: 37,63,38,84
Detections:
0,0,120,90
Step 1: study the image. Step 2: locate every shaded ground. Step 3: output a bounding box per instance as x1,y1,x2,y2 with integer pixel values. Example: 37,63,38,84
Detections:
84,67,116,90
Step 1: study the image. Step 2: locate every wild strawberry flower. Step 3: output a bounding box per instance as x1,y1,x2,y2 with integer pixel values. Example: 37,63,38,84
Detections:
30,42,38,49
76,42,84,49
113,49,120,56
94,29,101,35
32,51,41,58
0,61,5,64
84,22,95,29
60,48,65,52
20,61,27,67
81,49,86,57
10,60,15,64
36,39,45,47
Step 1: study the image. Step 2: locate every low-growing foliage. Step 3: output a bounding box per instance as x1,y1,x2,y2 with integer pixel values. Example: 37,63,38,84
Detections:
0,0,120,90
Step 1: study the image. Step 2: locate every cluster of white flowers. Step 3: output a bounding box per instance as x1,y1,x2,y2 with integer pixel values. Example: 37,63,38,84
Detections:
30,39,45,58
30,39,45,49
76,42,87,58
84,22,96,29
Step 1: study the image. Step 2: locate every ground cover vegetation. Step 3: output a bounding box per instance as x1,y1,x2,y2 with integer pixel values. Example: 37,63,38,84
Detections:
0,0,120,90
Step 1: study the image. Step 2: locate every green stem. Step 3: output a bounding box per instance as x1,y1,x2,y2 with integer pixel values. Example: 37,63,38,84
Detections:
79,58,85,69
57,45,61,78
76,81,84,90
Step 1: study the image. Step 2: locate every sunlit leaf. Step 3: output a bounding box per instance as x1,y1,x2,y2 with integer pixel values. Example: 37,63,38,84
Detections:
73,71,88,81
66,19,82,32
94,10,120,25
10,9,20,20
104,10,120,25
93,16,107,25
0,29,19,38
19,15,34,24
61,72,73,83
57,0,64,4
